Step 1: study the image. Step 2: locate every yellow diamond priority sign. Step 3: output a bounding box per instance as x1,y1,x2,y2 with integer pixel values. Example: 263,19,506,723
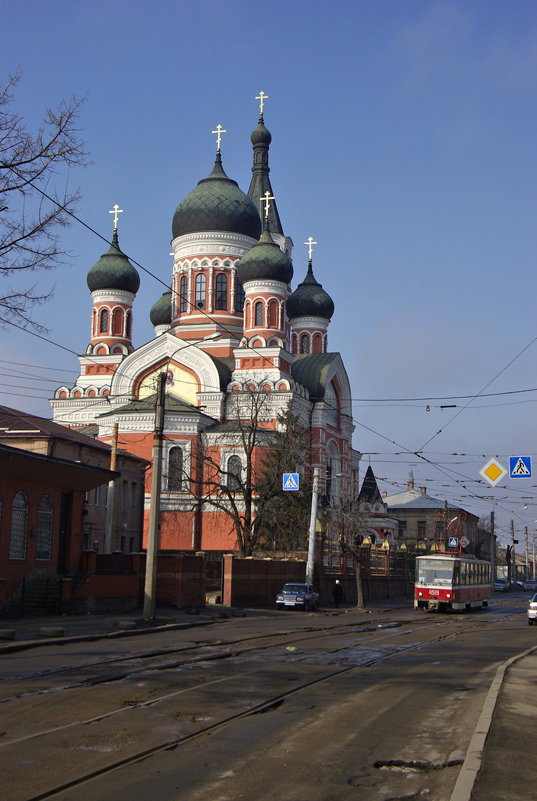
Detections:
479,457,507,487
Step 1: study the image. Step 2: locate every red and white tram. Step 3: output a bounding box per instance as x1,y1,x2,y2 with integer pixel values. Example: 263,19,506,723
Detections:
414,553,492,611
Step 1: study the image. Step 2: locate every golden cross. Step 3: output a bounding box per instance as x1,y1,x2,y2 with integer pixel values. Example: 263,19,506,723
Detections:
212,124,227,151
304,236,317,260
108,204,123,230
256,91,268,115
262,190,275,220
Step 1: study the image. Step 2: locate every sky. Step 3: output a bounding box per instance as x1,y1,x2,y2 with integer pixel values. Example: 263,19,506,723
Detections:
1,0,536,548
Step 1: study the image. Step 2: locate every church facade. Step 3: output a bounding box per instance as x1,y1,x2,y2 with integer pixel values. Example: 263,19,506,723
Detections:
51,99,362,557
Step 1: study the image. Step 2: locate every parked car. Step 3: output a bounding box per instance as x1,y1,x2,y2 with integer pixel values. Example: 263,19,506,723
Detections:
494,579,509,592
527,593,537,625
523,579,537,592
276,583,319,611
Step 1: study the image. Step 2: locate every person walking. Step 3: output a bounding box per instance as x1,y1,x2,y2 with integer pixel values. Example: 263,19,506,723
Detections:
333,579,343,608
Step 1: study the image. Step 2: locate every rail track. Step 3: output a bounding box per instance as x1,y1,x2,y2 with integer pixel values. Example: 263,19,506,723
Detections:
0,609,514,801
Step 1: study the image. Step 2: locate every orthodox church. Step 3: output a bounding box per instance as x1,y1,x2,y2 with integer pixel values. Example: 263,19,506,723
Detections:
51,97,361,556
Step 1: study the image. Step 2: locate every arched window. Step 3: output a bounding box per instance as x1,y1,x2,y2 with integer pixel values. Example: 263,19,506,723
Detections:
267,299,278,329
227,455,242,492
236,279,245,313
10,491,28,560
99,308,109,334
215,273,228,310
36,495,53,561
195,274,206,309
300,333,309,354
325,381,340,428
126,310,132,338
112,308,123,336
168,447,183,491
179,275,188,313
312,332,323,353
254,301,263,327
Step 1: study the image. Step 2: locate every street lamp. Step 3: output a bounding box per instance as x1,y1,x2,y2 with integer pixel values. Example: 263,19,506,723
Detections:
143,332,221,620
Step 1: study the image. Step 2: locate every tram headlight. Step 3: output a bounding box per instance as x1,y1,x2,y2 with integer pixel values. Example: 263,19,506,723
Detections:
418,591,423,597
446,593,451,599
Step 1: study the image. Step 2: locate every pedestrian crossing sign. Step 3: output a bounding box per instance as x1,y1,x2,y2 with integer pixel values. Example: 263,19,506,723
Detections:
282,472,299,491
509,456,532,479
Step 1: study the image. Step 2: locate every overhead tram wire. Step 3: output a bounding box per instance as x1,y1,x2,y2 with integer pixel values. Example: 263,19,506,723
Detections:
416,333,537,453
5,167,534,526
4,164,290,379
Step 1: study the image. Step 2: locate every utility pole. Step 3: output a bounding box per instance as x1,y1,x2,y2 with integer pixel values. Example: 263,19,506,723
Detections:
533,530,536,581
306,467,320,585
143,372,166,620
510,519,518,588
525,526,529,580
104,423,119,553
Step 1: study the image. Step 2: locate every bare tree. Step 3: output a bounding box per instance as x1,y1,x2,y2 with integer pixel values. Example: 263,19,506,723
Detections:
0,72,87,329
194,389,308,556
336,497,370,610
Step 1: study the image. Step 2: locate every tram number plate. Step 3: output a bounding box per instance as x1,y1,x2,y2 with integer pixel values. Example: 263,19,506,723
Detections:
429,589,440,595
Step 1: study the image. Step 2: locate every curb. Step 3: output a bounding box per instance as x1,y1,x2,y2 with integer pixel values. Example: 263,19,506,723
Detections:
449,644,537,801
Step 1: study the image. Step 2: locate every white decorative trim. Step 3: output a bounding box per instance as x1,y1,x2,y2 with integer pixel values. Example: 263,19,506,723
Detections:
91,289,135,304
111,332,223,398
171,231,256,260
290,315,329,331
243,280,288,296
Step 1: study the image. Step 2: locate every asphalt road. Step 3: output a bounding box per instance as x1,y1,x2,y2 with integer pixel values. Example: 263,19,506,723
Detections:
0,599,535,801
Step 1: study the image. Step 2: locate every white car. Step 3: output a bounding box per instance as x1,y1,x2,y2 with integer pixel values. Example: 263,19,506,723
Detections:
528,593,537,625
276,583,319,611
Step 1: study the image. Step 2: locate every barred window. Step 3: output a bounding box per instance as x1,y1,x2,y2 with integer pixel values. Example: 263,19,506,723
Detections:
195,274,206,309
168,447,183,491
236,279,245,313
215,273,228,310
10,491,28,560
179,275,188,312
254,301,263,327
300,333,309,353
99,308,109,334
36,495,53,561
227,455,242,492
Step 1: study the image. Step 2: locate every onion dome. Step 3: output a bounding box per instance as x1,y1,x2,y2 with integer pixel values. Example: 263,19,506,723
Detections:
172,152,261,240
251,117,272,147
247,113,283,237
286,260,334,320
86,230,140,294
150,289,172,328
236,218,293,285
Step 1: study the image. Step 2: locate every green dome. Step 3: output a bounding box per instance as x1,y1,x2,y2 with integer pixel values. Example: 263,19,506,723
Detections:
236,221,293,285
172,153,261,240
286,261,334,320
150,289,172,328
251,116,272,146
86,230,140,294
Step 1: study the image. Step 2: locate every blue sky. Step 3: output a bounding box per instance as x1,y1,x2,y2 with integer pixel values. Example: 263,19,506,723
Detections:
1,0,536,546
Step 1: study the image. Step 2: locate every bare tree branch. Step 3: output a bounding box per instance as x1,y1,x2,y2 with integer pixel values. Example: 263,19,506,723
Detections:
0,71,88,330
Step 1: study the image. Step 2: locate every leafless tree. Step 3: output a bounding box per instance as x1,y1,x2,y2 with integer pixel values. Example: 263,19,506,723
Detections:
336,496,370,610
0,72,88,330
194,388,308,556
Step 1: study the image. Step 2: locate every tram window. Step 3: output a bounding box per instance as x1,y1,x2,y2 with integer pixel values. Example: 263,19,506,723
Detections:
453,563,460,584
417,559,454,587
460,562,467,584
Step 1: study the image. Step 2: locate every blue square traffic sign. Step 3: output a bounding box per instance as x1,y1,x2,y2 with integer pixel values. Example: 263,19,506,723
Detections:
509,456,532,479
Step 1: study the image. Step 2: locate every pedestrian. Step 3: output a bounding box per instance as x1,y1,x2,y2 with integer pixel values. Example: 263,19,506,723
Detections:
333,579,343,608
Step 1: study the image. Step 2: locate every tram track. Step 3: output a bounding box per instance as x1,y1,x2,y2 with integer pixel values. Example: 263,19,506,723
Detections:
0,611,514,801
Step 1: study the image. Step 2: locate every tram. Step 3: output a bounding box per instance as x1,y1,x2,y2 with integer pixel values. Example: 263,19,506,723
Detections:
414,553,492,611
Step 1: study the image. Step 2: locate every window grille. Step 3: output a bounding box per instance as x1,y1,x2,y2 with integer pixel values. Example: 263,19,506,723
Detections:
10,491,28,560
36,495,53,560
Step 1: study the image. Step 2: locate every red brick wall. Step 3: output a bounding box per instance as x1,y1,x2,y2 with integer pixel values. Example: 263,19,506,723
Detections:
222,555,305,607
